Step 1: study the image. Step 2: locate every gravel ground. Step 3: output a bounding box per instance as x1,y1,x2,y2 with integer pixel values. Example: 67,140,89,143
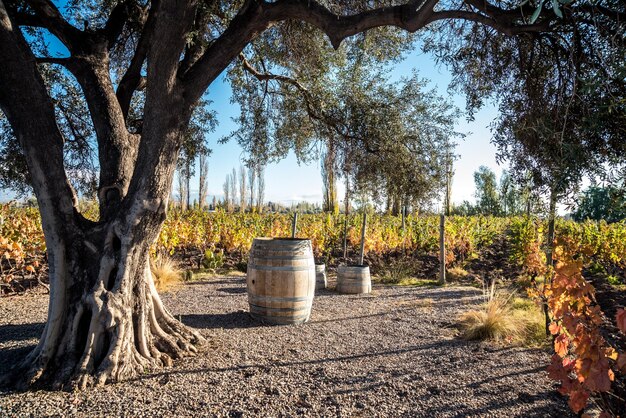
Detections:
0,274,572,417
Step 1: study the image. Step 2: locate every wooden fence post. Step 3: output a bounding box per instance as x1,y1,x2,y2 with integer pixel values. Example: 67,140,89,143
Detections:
343,216,348,260
439,213,446,285
291,212,298,238
359,213,367,266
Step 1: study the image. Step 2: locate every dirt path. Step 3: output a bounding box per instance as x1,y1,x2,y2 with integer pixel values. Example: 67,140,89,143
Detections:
0,275,571,417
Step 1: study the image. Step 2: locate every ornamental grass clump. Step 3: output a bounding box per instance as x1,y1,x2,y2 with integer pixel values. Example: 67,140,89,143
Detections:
151,255,181,293
458,281,522,342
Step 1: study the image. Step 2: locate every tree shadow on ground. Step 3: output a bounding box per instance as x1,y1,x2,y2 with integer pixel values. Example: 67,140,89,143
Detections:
216,287,246,294
307,306,434,325
131,339,465,382
181,311,257,330
0,322,44,344
418,387,570,418
185,277,245,286
0,345,36,388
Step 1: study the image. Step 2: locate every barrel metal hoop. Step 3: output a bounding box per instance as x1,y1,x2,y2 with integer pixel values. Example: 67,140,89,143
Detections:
248,264,314,272
251,313,311,324
249,254,312,261
248,295,313,303
249,304,311,313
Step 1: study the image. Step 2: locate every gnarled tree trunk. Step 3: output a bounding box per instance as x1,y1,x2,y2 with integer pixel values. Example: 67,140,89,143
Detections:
15,216,204,389
0,0,204,389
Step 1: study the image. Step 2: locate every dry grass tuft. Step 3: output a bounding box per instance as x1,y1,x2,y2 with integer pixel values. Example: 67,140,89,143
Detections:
458,282,549,346
511,297,549,347
447,266,469,281
151,255,181,293
394,298,434,309
457,281,521,342
380,259,415,284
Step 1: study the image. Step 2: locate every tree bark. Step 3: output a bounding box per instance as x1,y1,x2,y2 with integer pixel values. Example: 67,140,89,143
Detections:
5,224,203,389
68,54,140,219
546,188,557,271
0,0,204,389
199,153,208,209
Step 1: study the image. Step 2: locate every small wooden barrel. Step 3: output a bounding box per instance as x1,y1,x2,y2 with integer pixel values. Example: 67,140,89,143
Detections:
336,265,371,294
247,238,315,325
315,264,327,290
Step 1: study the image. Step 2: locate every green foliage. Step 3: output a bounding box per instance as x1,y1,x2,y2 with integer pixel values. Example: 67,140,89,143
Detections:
607,275,621,286
455,168,531,217
5,207,626,282
424,1,625,203
201,248,224,271
228,28,461,209
508,216,545,276
573,185,626,223
474,166,501,216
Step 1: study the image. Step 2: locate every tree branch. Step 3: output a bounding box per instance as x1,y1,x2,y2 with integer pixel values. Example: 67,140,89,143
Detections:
427,10,551,35
182,1,273,104
239,54,376,150
184,0,560,106
24,0,83,50
0,1,78,221
116,4,154,120
35,56,71,66
102,1,137,49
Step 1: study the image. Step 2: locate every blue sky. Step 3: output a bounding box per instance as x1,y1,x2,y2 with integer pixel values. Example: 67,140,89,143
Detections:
0,17,507,207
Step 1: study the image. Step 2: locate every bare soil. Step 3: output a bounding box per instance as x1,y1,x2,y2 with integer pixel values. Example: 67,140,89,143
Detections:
0,274,572,417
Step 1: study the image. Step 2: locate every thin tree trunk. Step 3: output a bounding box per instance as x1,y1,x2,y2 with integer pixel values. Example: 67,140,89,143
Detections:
546,188,557,271
256,165,264,213
185,160,191,210
198,153,208,208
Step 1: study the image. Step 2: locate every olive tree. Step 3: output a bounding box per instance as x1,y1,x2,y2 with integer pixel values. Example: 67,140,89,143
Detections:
0,0,617,389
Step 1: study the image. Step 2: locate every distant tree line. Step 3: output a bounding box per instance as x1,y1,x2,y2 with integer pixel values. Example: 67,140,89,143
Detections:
451,166,538,217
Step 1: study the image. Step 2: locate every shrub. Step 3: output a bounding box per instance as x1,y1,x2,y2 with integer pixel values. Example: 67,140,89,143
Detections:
446,266,469,281
202,248,224,271
380,259,415,284
458,283,549,346
510,297,549,347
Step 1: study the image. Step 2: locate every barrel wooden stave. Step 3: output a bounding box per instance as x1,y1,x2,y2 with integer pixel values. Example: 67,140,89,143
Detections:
315,264,327,290
247,238,315,325
336,265,371,294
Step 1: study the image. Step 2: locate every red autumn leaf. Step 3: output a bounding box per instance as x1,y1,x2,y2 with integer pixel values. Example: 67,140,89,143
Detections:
555,334,569,358
576,358,592,382
556,260,583,277
584,358,613,392
617,353,626,373
548,355,569,381
562,357,575,370
568,388,589,413
549,322,561,335
616,309,626,334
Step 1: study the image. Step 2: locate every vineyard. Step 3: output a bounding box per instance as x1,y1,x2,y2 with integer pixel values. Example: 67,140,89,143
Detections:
2,203,626,283
2,203,626,415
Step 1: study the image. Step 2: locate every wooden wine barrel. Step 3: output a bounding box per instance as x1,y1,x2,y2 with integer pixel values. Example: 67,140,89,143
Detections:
336,265,371,294
315,264,327,290
247,238,315,325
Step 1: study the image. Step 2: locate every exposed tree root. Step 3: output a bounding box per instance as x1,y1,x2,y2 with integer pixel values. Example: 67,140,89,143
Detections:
2,250,205,391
